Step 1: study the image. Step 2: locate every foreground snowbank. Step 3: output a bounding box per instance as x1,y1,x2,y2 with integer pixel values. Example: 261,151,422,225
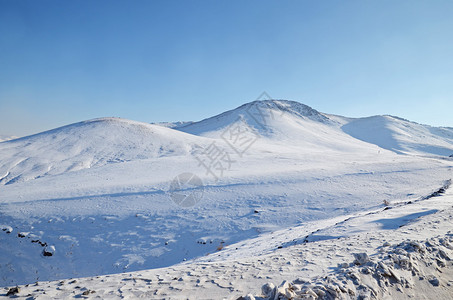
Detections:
243,234,453,300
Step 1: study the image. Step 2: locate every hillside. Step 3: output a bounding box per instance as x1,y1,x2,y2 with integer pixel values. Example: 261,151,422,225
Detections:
0,100,452,295
175,100,453,157
340,115,453,156
1,101,452,188
175,100,381,155
0,117,210,186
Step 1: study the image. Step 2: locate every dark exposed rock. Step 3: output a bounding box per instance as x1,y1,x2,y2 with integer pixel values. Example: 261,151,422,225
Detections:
42,245,55,257
6,286,19,296
82,289,95,295
428,276,440,286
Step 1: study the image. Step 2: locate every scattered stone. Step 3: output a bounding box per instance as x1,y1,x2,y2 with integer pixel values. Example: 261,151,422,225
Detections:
17,232,29,238
1,226,13,234
276,281,296,298
240,235,453,300
353,253,370,265
42,245,55,257
428,275,440,287
82,289,95,295
261,283,276,298
32,240,47,247
424,180,452,199
6,286,19,296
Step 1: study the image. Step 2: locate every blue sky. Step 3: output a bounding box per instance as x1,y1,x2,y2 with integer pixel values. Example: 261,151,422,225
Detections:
1,0,452,136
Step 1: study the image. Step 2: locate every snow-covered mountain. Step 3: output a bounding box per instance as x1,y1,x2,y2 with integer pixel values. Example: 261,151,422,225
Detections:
176,100,332,137
1,100,451,187
0,100,452,296
175,100,380,155
176,100,453,157
0,117,210,185
174,100,453,156
340,115,453,156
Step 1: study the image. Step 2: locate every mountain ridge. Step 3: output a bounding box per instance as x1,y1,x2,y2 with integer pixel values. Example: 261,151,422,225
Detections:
0,100,452,186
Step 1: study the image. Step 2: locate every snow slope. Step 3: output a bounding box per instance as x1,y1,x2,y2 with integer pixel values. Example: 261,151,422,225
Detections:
0,117,210,186
175,100,394,157
176,100,332,137
3,181,453,299
340,115,453,156
175,100,453,157
0,100,452,295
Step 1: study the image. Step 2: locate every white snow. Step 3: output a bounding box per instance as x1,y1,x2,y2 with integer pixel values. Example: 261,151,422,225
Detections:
0,135,18,143
340,115,453,156
0,100,452,299
0,117,211,186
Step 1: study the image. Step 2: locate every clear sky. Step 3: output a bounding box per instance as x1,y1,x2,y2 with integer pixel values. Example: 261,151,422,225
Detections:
1,0,452,136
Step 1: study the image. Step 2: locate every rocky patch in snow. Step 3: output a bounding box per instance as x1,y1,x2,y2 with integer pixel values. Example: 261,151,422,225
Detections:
42,245,56,257
423,179,452,200
243,234,453,299
0,225,12,234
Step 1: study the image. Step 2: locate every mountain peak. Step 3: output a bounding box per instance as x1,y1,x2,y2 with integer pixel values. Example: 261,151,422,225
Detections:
237,99,329,123
176,99,331,137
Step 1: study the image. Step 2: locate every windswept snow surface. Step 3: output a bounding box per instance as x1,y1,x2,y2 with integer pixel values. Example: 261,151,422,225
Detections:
3,180,453,299
0,100,452,297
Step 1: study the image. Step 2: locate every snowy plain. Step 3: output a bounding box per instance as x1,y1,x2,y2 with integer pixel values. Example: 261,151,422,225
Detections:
0,100,452,299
